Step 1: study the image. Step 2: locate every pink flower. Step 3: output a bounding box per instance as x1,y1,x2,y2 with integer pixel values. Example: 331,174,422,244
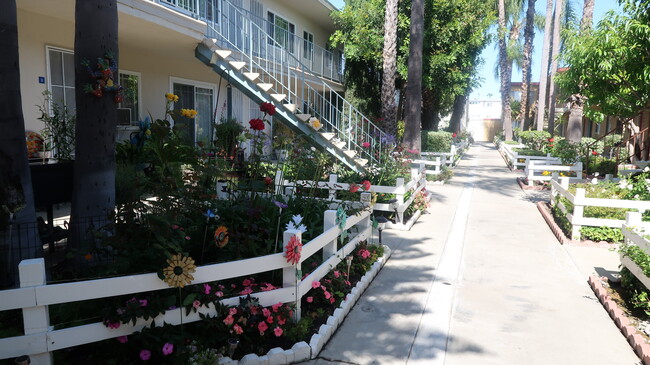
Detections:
250,306,259,315
284,235,302,265
162,343,174,356
266,315,274,323
117,336,128,344
334,270,340,278
362,142,370,148
242,279,253,287
358,249,371,259
215,291,224,297
203,284,211,294
272,302,283,312
223,315,234,326
312,281,321,289
192,300,201,309
240,287,253,295
185,236,191,240
262,308,271,317
361,180,371,191
407,149,419,154
171,225,179,230
330,297,336,304
274,326,283,337
106,321,120,329
306,296,313,303
139,299,148,307
233,324,243,334
261,283,276,291
324,291,332,300
140,349,151,361
258,321,268,334
277,315,286,325
229,308,237,316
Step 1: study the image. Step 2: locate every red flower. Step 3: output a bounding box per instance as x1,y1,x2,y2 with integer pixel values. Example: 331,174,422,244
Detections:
284,235,302,265
362,142,370,148
349,184,360,193
249,118,265,131
548,138,554,142
260,102,276,116
592,150,599,156
452,133,457,138
361,180,371,191
264,177,273,185
549,144,554,147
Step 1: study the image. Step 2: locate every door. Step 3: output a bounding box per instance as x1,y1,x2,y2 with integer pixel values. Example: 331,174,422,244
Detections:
172,82,215,145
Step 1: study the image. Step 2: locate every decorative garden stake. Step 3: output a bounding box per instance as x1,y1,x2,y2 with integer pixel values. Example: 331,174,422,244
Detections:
283,230,302,321
375,215,389,244
227,337,240,358
82,52,123,102
336,207,348,243
346,255,353,280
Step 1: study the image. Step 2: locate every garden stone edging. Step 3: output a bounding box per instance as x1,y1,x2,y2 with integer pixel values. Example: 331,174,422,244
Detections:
588,276,650,365
536,201,618,248
217,245,393,364
516,177,550,191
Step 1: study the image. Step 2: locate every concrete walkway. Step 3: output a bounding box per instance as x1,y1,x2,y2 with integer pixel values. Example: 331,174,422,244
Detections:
299,142,640,365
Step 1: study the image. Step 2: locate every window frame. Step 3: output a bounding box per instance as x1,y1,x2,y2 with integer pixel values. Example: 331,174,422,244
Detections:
118,69,142,124
45,45,75,113
303,30,314,61
169,76,217,143
267,10,295,53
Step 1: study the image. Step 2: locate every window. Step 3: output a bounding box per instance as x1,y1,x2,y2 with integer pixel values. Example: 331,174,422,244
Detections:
118,71,141,124
171,78,215,145
267,11,295,53
303,31,314,61
47,47,75,111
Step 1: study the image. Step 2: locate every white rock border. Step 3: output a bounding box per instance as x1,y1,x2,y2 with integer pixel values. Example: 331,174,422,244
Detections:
217,245,393,364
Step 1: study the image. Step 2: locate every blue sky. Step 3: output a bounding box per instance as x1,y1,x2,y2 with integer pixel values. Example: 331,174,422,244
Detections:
328,0,622,100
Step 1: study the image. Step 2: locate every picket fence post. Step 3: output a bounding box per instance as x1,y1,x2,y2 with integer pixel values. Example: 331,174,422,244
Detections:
328,175,338,200
19,258,52,365
322,210,337,260
572,188,586,240
283,229,302,321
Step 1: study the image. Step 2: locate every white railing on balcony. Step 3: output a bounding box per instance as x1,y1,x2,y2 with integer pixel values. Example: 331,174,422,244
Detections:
204,0,390,166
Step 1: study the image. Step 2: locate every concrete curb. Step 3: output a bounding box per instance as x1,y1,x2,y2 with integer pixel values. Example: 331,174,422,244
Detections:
218,246,393,364
536,201,618,248
588,276,650,365
516,177,550,191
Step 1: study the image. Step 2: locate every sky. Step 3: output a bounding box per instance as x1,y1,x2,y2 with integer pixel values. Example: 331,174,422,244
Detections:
328,0,623,101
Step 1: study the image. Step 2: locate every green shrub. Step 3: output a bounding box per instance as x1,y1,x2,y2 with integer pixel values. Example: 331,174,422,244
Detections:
583,156,617,175
518,130,550,150
580,226,624,242
512,148,546,156
620,266,650,317
421,131,452,152
504,140,520,145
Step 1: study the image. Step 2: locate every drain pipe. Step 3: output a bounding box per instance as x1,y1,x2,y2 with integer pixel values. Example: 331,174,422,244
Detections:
226,83,233,120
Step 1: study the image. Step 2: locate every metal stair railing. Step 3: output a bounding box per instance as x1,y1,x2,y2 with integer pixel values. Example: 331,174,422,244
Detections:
206,0,390,166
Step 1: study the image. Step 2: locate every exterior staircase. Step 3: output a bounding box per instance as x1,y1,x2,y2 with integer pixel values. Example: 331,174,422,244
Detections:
194,0,390,173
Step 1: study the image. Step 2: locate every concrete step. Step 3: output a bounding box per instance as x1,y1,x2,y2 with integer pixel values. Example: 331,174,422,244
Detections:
295,114,311,122
356,158,368,166
283,103,296,112
270,93,286,102
243,72,259,81
321,132,336,141
215,49,232,59
334,141,346,149
344,150,357,158
229,61,246,70
257,83,273,92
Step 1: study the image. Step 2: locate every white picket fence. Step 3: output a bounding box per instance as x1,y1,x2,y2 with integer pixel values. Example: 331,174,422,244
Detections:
0,209,372,364
550,177,650,239
411,157,441,176
499,142,560,170
621,212,650,290
275,168,428,231
524,160,583,186
421,139,469,167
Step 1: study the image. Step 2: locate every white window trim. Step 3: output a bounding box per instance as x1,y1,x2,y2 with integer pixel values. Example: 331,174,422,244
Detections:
267,9,295,49
45,45,75,112
119,69,142,123
303,30,314,60
169,76,217,140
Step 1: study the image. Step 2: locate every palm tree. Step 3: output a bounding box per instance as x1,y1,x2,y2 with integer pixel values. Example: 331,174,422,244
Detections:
381,0,399,135
0,0,40,287
535,0,554,131
403,0,424,151
565,0,594,141
498,0,513,140
69,0,119,246
519,0,536,130
546,0,566,136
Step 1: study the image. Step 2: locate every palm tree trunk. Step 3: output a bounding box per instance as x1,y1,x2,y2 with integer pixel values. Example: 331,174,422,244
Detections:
0,0,40,287
520,0,536,131
580,0,595,31
547,0,565,136
70,0,118,248
381,0,398,135
498,0,512,140
403,0,424,151
535,0,555,131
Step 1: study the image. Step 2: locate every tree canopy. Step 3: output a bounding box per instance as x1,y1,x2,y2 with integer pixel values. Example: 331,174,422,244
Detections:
556,0,650,123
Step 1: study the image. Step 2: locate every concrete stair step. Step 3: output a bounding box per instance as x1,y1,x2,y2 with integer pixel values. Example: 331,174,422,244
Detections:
333,141,346,149
355,158,368,166
243,72,259,81
321,132,336,140
215,49,232,59
270,93,286,102
257,83,273,92
283,103,296,112
295,114,311,122
344,150,357,158
229,61,246,70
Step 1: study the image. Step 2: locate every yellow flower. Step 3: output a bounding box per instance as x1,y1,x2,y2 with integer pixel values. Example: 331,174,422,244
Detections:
181,109,198,119
309,117,322,131
165,93,179,102
542,170,551,176
162,253,196,288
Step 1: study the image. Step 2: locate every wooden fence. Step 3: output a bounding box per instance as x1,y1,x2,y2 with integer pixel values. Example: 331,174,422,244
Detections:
0,209,372,364
525,160,583,186
621,212,650,290
498,142,560,170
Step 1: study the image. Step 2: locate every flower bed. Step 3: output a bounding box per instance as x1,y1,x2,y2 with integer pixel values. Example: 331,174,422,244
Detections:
0,208,388,363
524,160,582,186
498,142,559,170
550,175,650,241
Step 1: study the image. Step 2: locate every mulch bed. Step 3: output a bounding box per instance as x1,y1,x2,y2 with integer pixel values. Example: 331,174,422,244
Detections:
516,177,550,191
536,201,618,248
589,276,650,364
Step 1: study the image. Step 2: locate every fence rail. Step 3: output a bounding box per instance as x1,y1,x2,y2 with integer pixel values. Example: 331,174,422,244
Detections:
498,142,561,170
551,177,650,239
621,212,650,290
421,139,469,168
0,209,372,363
525,161,583,186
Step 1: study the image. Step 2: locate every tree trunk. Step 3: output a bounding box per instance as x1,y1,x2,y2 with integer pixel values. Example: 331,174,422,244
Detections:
421,89,440,131
566,94,584,142
70,0,118,248
580,0,595,31
381,0,398,135
535,0,555,131
547,0,565,136
403,0,424,151
0,0,40,287
497,0,512,140
520,0,536,130
449,94,467,134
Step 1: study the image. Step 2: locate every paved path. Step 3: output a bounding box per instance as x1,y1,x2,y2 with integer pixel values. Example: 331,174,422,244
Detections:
299,142,640,365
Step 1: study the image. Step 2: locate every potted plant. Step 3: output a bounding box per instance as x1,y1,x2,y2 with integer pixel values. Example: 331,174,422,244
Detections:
36,91,76,162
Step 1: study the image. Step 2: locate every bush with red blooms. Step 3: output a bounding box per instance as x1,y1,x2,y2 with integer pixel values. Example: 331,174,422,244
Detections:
249,118,265,131
260,102,276,116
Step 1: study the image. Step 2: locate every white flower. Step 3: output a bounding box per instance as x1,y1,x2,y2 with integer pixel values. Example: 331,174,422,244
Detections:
591,178,598,184
285,214,307,234
644,166,650,172
594,172,600,177
292,214,303,225
629,185,633,190
635,194,640,199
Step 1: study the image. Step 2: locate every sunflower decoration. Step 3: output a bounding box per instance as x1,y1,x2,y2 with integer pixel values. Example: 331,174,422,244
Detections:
284,235,302,265
214,226,229,248
162,253,196,288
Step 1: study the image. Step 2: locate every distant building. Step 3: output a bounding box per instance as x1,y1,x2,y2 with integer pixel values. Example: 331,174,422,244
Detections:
466,99,502,141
